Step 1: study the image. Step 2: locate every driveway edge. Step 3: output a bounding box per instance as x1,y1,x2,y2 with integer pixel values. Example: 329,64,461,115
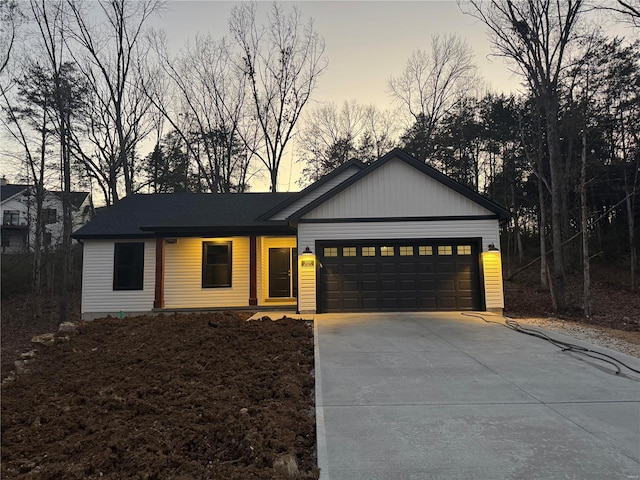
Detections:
314,318,330,480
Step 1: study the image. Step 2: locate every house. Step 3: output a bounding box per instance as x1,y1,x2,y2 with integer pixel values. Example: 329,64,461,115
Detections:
1,179,93,253
73,149,510,320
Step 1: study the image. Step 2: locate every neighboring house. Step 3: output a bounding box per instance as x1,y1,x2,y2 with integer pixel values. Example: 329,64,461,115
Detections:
73,149,510,320
1,179,93,253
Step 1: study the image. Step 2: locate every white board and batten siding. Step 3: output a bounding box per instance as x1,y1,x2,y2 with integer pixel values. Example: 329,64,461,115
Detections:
164,237,249,309
81,239,156,319
268,164,361,220
303,158,490,219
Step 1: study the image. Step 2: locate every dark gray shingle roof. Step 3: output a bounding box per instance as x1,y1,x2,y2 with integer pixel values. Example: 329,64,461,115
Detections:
49,191,91,210
73,192,298,239
1,184,30,202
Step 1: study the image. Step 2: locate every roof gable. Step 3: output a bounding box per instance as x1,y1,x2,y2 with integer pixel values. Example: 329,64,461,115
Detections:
257,159,365,221
1,184,30,203
288,149,510,221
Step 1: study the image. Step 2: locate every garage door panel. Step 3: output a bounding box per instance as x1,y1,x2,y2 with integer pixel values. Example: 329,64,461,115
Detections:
439,296,458,309
438,279,456,291
380,263,397,274
458,296,475,309
399,262,417,274
380,280,397,292
343,280,359,292
342,263,358,274
362,263,377,274
319,240,480,312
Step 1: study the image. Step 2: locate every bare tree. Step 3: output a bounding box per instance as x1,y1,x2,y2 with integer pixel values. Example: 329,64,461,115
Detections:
1,65,54,318
388,34,478,160
0,0,22,77
464,0,586,313
146,33,257,193
27,0,76,321
298,100,399,183
229,2,327,192
592,0,640,26
66,0,161,204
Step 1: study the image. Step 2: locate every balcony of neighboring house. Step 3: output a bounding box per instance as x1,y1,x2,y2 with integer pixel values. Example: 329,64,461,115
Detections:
1,210,28,253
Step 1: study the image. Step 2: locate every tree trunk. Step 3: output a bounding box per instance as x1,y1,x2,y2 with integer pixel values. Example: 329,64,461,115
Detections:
544,96,567,312
59,108,72,323
538,173,549,291
581,126,591,317
624,168,637,291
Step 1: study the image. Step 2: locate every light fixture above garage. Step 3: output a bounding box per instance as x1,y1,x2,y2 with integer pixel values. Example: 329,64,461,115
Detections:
487,243,499,252
302,246,313,255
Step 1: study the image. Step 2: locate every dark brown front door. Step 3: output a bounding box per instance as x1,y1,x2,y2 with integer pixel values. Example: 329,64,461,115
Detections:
269,248,292,297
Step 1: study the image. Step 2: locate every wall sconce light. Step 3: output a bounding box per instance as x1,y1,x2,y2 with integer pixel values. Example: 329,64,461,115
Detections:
487,243,499,252
302,246,313,255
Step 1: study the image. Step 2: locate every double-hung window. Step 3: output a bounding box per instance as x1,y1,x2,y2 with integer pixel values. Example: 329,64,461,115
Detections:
113,242,144,290
202,242,232,288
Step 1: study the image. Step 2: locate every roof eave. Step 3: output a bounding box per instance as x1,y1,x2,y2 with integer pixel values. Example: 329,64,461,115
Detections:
255,158,366,221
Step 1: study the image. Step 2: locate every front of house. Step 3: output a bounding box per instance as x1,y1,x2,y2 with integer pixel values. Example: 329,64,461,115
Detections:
73,149,510,320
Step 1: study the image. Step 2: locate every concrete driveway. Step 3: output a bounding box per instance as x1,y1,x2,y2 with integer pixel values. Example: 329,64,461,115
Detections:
313,312,640,480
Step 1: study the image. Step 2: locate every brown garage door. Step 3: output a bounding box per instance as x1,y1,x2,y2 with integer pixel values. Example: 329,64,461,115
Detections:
318,240,481,312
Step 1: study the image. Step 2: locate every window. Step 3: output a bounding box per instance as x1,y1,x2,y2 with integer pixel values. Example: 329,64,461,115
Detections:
43,208,57,224
457,245,472,255
323,247,338,257
343,247,357,257
399,246,414,256
380,246,394,256
438,245,453,256
3,210,19,225
44,232,52,246
202,242,232,288
113,242,144,290
362,247,376,257
419,246,433,256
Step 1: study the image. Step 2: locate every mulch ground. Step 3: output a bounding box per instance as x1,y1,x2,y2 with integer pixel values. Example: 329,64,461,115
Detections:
1,312,318,480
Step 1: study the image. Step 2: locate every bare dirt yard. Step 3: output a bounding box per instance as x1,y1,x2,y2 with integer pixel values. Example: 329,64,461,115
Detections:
1,310,318,480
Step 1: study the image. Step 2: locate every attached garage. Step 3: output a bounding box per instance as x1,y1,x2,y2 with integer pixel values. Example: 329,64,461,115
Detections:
317,239,481,312
291,150,511,314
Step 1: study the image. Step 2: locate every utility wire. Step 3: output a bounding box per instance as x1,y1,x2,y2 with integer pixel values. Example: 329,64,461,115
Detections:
461,312,640,376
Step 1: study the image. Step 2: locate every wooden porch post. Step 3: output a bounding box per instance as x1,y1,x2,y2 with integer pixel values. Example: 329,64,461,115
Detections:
153,237,165,309
249,235,258,306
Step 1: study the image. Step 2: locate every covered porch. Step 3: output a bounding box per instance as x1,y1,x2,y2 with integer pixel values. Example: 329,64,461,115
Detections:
152,235,299,311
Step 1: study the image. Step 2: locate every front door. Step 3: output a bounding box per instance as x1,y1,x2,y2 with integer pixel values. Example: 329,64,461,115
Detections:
269,248,297,298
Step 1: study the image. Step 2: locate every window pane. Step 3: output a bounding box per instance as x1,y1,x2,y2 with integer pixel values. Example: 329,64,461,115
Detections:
113,242,144,290
457,245,472,255
202,242,232,287
343,247,356,257
419,246,433,256
399,246,413,256
380,246,394,256
323,247,338,257
438,245,452,256
3,210,19,225
43,208,57,224
361,247,376,257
